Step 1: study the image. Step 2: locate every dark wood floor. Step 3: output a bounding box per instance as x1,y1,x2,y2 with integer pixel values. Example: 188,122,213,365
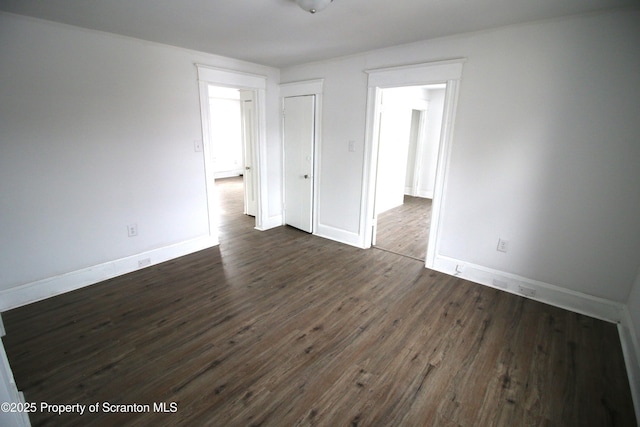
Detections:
2,177,636,426
375,195,432,260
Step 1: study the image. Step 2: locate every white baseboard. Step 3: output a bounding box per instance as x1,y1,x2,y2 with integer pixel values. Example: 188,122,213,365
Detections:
256,214,283,231
431,255,624,324
315,223,362,248
417,189,433,199
619,308,640,425
0,235,218,313
404,187,433,199
214,170,243,179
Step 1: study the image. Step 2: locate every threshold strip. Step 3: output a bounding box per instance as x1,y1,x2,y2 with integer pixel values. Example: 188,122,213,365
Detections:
372,246,424,263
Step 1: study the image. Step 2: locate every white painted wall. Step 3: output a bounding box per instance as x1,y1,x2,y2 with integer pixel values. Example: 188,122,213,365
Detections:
209,96,244,178
419,88,445,199
404,110,421,194
281,9,640,303
0,13,281,300
375,88,414,214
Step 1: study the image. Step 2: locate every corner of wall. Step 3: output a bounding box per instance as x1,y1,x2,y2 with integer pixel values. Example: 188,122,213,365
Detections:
619,306,640,426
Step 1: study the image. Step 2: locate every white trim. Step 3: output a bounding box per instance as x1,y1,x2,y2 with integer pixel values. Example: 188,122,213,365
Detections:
196,64,270,232
360,85,382,248
404,189,434,199
196,64,267,90
256,214,284,231
0,335,30,427
315,223,362,248
280,79,324,97
425,79,461,269
365,59,465,88
280,79,324,235
619,308,640,424
198,80,219,241
432,255,624,323
0,235,216,313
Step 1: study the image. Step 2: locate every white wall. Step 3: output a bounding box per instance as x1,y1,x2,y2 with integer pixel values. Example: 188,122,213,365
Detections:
375,87,415,214
419,88,445,199
0,13,281,304
281,9,640,303
209,96,244,178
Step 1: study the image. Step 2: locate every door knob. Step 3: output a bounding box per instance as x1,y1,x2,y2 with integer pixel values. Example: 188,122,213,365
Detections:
304,174,310,179
245,166,251,170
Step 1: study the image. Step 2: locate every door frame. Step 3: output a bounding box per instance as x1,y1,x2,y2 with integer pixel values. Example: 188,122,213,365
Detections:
240,90,257,217
406,105,428,198
280,79,323,234
196,65,268,239
360,59,465,269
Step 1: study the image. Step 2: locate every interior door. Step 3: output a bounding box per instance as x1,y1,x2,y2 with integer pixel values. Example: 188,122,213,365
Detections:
240,90,257,216
283,95,315,233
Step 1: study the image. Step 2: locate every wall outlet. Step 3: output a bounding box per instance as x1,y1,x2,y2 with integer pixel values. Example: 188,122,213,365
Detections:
518,285,536,298
348,140,356,152
127,223,138,237
138,258,151,268
194,139,203,152
497,238,509,253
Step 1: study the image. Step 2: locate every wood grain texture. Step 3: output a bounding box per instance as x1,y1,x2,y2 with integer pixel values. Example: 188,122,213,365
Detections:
375,195,431,260
2,177,635,426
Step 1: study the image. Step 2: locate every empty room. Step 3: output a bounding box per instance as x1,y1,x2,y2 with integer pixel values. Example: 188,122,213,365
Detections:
1,1,639,426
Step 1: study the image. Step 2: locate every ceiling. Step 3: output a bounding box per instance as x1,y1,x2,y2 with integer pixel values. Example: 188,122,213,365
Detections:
0,0,635,68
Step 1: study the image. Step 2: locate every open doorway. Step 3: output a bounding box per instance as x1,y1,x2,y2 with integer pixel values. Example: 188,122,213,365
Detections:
361,59,464,268
207,85,258,238
372,84,446,261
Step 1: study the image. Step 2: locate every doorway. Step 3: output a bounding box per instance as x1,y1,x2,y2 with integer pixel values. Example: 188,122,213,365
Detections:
283,94,315,233
208,85,258,227
361,59,465,268
372,85,446,261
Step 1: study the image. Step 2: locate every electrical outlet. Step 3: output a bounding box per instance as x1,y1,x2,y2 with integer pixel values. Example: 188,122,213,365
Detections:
138,258,151,268
348,140,356,152
497,238,509,253
194,139,203,152
127,223,138,237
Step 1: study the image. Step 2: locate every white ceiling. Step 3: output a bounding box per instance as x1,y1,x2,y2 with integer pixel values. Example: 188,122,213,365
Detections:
0,0,635,68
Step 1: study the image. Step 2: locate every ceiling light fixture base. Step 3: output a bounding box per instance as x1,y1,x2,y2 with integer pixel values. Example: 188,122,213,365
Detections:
295,0,333,14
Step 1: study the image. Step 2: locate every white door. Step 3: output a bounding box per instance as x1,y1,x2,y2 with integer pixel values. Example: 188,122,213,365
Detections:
283,95,315,233
240,90,257,216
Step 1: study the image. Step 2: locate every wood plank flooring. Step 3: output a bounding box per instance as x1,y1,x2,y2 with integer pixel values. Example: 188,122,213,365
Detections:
375,195,431,261
2,177,636,426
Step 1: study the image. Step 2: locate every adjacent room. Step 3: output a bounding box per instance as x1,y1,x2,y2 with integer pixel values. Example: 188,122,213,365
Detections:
1,1,639,426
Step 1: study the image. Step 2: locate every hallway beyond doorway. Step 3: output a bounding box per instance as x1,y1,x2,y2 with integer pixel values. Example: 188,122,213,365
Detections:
374,195,431,261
